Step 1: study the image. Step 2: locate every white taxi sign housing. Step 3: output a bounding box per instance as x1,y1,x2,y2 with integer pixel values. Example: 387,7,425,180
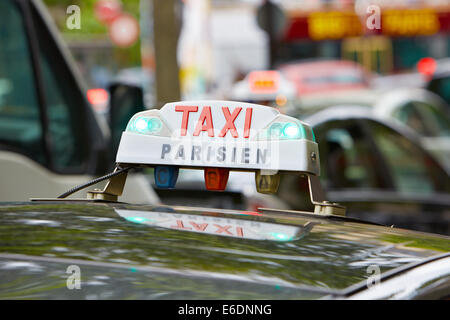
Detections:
116,100,319,175
82,100,343,216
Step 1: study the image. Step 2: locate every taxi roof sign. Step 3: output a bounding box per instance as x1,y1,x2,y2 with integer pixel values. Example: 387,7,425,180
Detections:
116,100,319,174
83,100,344,216
230,71,296,103
248,70,280,94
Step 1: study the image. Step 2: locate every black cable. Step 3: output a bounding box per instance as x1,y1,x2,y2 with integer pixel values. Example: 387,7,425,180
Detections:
57,166,135,199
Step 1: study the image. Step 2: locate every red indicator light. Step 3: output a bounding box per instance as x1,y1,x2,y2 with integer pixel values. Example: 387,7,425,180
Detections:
417,57,436,78
204,168,229,191
87,88,109,109
239,211,263,216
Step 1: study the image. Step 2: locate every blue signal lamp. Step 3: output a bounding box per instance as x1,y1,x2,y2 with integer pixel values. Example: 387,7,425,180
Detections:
154,166,179,188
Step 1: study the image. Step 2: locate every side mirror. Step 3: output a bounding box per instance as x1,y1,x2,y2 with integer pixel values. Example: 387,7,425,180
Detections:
108,82,146,164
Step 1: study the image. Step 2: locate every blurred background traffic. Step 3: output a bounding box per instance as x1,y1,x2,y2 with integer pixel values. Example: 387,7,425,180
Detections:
0,0,449,235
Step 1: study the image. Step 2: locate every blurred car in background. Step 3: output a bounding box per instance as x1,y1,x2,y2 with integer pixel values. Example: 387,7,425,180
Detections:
293,87,450,173
228,70,296,109
282,105,450,235
277,60,372,97
371,57,450,107
427,70,450,106
373,89,450,172
0,0,158,203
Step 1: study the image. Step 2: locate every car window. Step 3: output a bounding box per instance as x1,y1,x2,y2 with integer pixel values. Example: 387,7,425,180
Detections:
428,76,450,106
317,121,384,190
0,0,46,165
369,120,448,194
414,102,450,137
392,102,431,136
38,45,83,170
31,5,85,171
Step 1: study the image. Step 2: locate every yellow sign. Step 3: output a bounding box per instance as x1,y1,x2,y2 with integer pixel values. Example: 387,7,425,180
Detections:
382,9,439,36
307,9,440,40
308,12,363,40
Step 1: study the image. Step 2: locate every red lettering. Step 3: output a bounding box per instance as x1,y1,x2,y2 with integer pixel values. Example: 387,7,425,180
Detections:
193,106,214,137
170,220,192,230
189,222,208,231
175,105,198,136
236,227,244,237
243,108,253,138
213,224,233,235
219,107,241,138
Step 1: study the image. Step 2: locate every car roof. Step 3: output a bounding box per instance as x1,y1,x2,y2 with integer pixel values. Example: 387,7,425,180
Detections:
290,88,381,112
291,86,448,114
298,104,434,150
0,201,448,298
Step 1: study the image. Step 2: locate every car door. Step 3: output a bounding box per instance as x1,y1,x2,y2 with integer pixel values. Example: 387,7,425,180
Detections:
0,0,107,175
333,119,450,235
0,0,159,204
277,118,393,215
0,0,110,201
392,100,450,171
427,73,450,106
278,117,450,235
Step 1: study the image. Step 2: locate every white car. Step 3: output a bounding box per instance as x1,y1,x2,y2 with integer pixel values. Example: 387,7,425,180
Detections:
373,88,450,172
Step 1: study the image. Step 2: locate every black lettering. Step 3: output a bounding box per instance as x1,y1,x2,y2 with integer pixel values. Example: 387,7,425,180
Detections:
191,145,201,161
241,148,250,164
217,147,226,162
175,145,185,160
259,175,269,189
207,146,213,161
257,149,267,164
157,167,168,184
161,144,171,159
207,171,217,185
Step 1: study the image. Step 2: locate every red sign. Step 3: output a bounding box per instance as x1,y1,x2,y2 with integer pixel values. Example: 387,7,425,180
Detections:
94,0,121,24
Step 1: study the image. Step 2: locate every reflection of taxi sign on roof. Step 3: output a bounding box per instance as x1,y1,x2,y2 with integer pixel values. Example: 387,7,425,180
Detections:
115,209,315,241
54,100,344,216
230,71,296,104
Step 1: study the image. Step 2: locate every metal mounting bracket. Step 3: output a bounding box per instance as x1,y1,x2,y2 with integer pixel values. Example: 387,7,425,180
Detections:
307,175,346,216
86,166,129,202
